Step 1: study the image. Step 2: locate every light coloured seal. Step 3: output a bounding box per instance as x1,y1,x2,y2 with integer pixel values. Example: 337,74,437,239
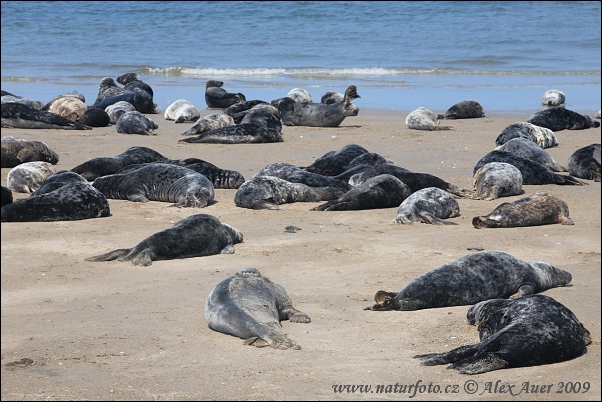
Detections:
105,101,136,124
182,113,235,136
437,99,485,119
205,268,311,350
527,106,600,131
541,89,566,106
85,214,242,266
1,102,91,130
286,88,313,103
472,162,523,201
46,96,88,121
495,137,566,172
7,161,56,193
366,250,572,311
414,294,591,374
567,143,601,182
1,136,59,168
495,122,559,149
391,187,460,224
164,99,201,123
405,107,456,131
205,80,246,109
472,191,573,228
116,111,158,135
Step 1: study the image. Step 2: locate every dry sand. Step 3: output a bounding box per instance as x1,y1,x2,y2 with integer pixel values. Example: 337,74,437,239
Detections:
1,108,600,401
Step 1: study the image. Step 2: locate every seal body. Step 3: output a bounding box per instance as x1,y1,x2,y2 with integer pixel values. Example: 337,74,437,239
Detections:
182,113,234,136
567,143,601,182
164,99,201,123
93,77,129,105
116,72,154,98
85,214,242,266
92,163,215,207
1,93,44,110
367,250,572,311
473,191,573,228
105,101,136,125
472,162,523,200
406,107,456,130
7,161,56,193
254,162,350,191
1,102,91,130
47,96,87,121
542,89,566,106
78,107,110,127
224,100,272,124
495,122,559,148
321,91,344,104
116,111,158,135
527,107,600,131
333,152,393,182
303,144,369,176
205,80,246,108
438,100,485,119
1,136,59,168
495,137,566,172
414,295,591,374
286,88,313,103
392,187,460,224
1,186,12,208
205,268,311,350
94,91,157,114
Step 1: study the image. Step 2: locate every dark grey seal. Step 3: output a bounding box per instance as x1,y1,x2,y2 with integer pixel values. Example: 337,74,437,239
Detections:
104,101,136,125
78,107,111,127
414,294,591,374
234,176,345,210
321,91,344,105
406,107,456,131
1,186,12,208
182,113,235,136
437,100,485,119
205,268,311,350
92,163,215,207
116,72,154,98
495,122,559,149
366,250,572,311
254,162,350,191
7,161,56,193
164,99,201,123
85,214,242,266
1,102,91,130
495,137,566,172
205,80,246,109
302,144,369,176
272,85,360,127
116,111,158,135
472,162,523,200
94,91,157,114
311,174,411,211
472,191,573,228
526,106,600,131
567,143,601,182
1,136,59,168
333,152,393,182
391,187,460,224
1,170,110,222
542,89,566,107
1,93,44,110
473,150,586,185
71,146,168,181
224,100,271,124
93,77,129,105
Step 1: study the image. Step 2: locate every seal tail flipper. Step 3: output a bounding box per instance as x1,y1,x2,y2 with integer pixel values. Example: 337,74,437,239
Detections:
554,174,588,186
85,249,130,262
414,344,481,366
365,290,400,311
447,352,509,375
343,85,361,106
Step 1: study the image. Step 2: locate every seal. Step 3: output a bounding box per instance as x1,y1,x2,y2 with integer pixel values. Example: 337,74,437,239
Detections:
526,106,600,131
472,162,523,200
41,92,86,111
366,250,573,311
205,80,246,109
7,161,56,193
472,191,573,228
321,91,344,105
91,163,215,207
567,143,601,182
495,122,559,149
164,99,201,123
234,175,346,210
78,107,111,127
104,101,136,125
405,107,456,131
1,170,110,222
414,294,592,374
46,96,88,121
254,162,351,191
349,164,473,198
1,186,12,208
473,150,586,185
311,174,411,211
179,108,283,144
71,146,168,181
182,113,235,136
391,187,460,224
286,88,313,103
94,90,157,114
93,77,129,105
542,89,566,107
1,136,59,168
495,137,566,172
85,213,242,266
1,93,44,110
205,268,311,350
272,85,360,127
1,102,91,130
596,110,601,119
116,111,159,135
333,152,394,182
224,100,271,123
437,99,485,119
302,144,369,176
116,72,154,98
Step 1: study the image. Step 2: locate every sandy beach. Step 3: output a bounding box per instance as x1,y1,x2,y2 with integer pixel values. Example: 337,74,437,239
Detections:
1,108,600,401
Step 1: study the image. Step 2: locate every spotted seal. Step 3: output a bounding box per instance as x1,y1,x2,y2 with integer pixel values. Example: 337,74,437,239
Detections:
254,162,351,191
472,162,523,200
472,191,573,228
7,161,56,193
1,103,91,130
224,100,271,124
272,85,360,127
473,150,586,185
182,113,235,136
391,187,460,224
311,174,411,211
116,111,158,135
527,107,600,131
366,250,572,311
321,91,344,105
71,146,168,181
437,99,485,119
205,80,246,109
1,136,59,168
567,143,601,182
1,93,44,110
406,107,456,131
92,163,214,207
1,170,110,222
542,89,566,107
104,101,136,125
333,152,394,182
1,186,12,208
414,294,591,374
94,91,157,114
286,88,313,103
85,213,242,266
164,99,201,123
495,122,559,149
205,268,311,350
46,96,88,121
302,144,369,176
93,77,129,104
116,72,154,98
495,137,566,172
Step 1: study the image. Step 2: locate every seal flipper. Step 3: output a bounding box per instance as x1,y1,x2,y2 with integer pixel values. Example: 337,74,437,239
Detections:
413,344,481,366
366,290,400,311
128,249,154,266
447,352,509,375
220,244,235,254
509,284,535,299
85,249,131,262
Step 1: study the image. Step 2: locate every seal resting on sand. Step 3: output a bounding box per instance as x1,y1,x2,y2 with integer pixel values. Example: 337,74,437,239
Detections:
406,107,456,131
1,103,91,130
391,187,460,224
495,122,559,149
472,162,523,200
1,136,59,168
527,107,600,131
437,100,485,119
567,143,601,182
495,137,566,172
116,111,158,135
286,88,313,103
7,161,56,193
205,268,311,350
302,144,369,176
164,99,201,123
541,89,566,107
205,80,246,109
182,113,235,135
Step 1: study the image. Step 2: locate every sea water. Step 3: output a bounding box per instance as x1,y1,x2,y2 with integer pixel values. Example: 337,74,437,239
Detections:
1,1,600,113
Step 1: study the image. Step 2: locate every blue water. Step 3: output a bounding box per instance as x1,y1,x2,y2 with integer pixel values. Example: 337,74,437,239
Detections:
2,1,600,113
